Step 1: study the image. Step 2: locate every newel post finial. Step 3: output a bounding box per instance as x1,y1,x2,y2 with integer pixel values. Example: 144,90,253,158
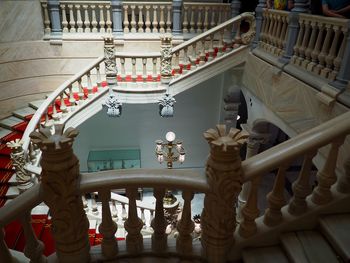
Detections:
160,34,173,84
30,124,90,263
104,37,118,86
201,125,248,263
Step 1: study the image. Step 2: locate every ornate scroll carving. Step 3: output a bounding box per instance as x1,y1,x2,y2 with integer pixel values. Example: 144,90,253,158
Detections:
158,93,176,118
30,124,90,263
201,125,248,263
160,34,173,84
241,12,256,45
104,37,117,86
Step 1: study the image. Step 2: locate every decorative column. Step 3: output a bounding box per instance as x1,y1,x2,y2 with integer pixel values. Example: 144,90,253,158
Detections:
237,125,269,222
252,0,267,48
223,87,241,130
279,0,309,63
172,0,183,35
201,125,248,263
47,0,62,42
30,124,90,263
111,0,123,35
104,37,117,87
6,139,33,193
160,34,173,84
231,0,241,18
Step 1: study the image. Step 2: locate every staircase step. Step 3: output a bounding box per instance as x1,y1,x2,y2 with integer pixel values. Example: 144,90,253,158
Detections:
5,185,20,198
0,116,24,130
28,100,46,110
281,231,339,263
320,213,350,262
242,246,289,263
12,107,36,120
0,127,12,140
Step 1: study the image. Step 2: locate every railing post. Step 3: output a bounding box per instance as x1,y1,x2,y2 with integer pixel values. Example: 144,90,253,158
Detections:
201,125,248,263
111,0,123,36
332,23,350,91
160,34,173,84
104,37,118,87
172,0,183,35
231,0,241,18
279,0,309,63
252,0,267,48
30,124,90,263
47,0,62,43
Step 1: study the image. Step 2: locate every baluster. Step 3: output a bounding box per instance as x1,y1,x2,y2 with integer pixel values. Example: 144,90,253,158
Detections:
68,5,76,33
78,79,84,102
60,94,68,115
316,24,332,75
217,29,224,57
91,5,98,33
150,210,154,223
217,6,223,24
166,5,172,33
0,228,15,262
151,188,167,251
152,57,158,81
159,6,165,33
263,165,288,226
302,21,317,68
325,25,341,80
308,22,324,72
208,34,214,61
120,58,126,81
203,7,209,31
138,5,144,33
82,195,88,209
111,200,118,218
266,13,275,49
273,14,283,54
131,58,137,81
123,5,130,33
239,176,262,238
42,3,51,35
121,203,128,220
268,14,277,50
106,4,112,33
297,20,311,66
68,84,76,111
173,51,180,76
189,7,195,33
210,7,216,29
292,19,305,64
312,137,345,205
91,192,99,214
332,29,347,79
279,16,288,55
44,109,51,127
125,188,143,252
260,12,269,47
152,5,159,33
288,151,317,215
75,5,83,33
199,39,206,66
176,191,194,253
233,21,242,48
98,190,118,259
145,6,151,33
61,4,69,33
52,101,60,121
130,5,136,33
196,7,203,33
99,5,106,33
83,5,91,33
86,71,93,96
96,65,102,90
142,58,147,81
182,47,190,73
182,6,189,33
190,43,197,69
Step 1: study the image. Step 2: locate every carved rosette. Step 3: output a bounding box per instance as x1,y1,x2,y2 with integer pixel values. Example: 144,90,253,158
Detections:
160,34,173,84
104,37,117,86
201,125,248,263
240,13,256,45
30,124,90,263
6,139,33,192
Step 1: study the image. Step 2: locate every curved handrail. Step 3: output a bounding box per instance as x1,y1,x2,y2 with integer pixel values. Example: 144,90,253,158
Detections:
22,56,105,153
242,111,350,181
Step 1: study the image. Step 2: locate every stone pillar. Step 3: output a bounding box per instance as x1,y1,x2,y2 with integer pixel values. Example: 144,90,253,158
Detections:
172,0,183,35
279,0,309,63
160,34,173,84
231,0,241,18
201,125,248,263
104,37,118,87
237,124,269,222
111,0,123,35
252,0,267,49
6,140,33,193
30,124,90,263
47,0,62,42
332,25,350,91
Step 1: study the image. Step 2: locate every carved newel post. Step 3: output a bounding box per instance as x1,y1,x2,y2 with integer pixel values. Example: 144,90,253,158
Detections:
6,139,33,193
201,125,248,263
104,37,117,86
160,34,173,84
30,125,90,263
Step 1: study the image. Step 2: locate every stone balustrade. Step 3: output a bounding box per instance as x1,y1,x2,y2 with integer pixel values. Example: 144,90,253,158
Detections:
259,9,289,56
291,14,349,81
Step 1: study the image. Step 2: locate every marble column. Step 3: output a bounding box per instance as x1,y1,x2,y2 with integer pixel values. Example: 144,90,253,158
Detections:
47,0,62,42
252,0,267,49
172,0,183,35
111,0,123,35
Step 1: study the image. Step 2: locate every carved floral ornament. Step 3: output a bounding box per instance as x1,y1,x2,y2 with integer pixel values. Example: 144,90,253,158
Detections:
240,12,256,45
6,139,24,153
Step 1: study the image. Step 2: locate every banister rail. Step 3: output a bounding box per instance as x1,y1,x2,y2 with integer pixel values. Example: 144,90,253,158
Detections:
242,111,350,181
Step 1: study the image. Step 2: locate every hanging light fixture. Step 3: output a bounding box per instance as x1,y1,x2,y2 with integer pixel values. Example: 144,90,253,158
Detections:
158,93,176,118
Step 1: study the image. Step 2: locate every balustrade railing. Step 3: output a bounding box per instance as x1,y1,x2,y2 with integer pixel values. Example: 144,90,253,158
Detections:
259,9,289,57
291,14,349,81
